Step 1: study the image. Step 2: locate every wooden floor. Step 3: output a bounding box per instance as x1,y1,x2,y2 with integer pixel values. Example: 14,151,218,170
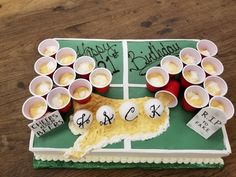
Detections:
0,0,236,176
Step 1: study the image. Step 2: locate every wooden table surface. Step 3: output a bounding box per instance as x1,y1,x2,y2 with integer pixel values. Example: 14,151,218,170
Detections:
1,0,236,176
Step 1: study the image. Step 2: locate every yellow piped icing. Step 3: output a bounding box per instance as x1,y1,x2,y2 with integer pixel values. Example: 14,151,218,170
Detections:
186,91,203,107
163,61,179,74
182,54,195,64
203,62,216,75
29,102,46,119
59,73,74,85
35,81,51,96
39,62,54,74
65,94,169,159
73,87,90,99
148,73,164,87
92,74,109,86
59,55,75,64
205,81,221,96
184,70,199,84
210,100,225,112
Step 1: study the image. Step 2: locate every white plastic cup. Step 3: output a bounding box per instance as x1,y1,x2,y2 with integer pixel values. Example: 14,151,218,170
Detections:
68,79,93,104
53,67,76,87
155,90,178,108
29,75,53,97
22,96,48,120
182,85,209,111
55,47,77,66
73,56,96,79
209,96,234,120
179,47,202,65
89,68,112,93
203,76,228,97
38,39,59,57
181,65,206,87
160,55,183,75
46,87,72,113
201,57,224,76
197,39,218,57
145,67,169,92
34,56,57,76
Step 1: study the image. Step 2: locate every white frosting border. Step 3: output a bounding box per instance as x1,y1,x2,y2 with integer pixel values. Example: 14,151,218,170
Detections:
34,152,224,165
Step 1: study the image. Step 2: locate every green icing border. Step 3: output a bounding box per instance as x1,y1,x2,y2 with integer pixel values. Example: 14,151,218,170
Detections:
33,159,223,169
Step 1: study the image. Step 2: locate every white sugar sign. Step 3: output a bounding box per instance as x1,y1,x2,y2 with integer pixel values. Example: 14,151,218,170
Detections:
28,111,64,137
187,107,227,139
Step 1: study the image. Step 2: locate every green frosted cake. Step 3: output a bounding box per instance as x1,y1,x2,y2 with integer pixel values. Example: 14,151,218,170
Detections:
29,39,231,169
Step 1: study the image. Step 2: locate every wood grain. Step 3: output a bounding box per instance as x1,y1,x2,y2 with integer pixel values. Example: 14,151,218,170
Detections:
0,0,236,176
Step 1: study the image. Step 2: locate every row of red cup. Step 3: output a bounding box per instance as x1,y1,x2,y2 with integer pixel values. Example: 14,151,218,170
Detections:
145,39,234,120
22,39,113,121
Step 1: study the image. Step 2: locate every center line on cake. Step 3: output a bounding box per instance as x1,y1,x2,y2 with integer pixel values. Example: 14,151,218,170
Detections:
122,40,131,149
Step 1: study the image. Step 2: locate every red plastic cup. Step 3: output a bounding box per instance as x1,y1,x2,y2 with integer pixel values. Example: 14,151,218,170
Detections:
203,76,228,97
201,57,224,76
68,79,93,104
89,68,112,93
182,85,209,112
38,39,59,57
55,47,77,67
179,47,202,65
181,65,206,88
197,39,218,57
46,87,72,113
22,96,48,120
34,56,57,77
160,55,183,76
146,67,169,92
29,75,53,97
53,67,76,87
155,79,180,108
209,96,234,120
73,56,96,79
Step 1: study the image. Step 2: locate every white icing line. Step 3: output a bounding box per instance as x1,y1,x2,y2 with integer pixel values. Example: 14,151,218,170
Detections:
29,131,34,151
222,126,231,155
110,84,124,87
122,40,129,100
122,40,131,150
54,38,200,42
128,84,146,87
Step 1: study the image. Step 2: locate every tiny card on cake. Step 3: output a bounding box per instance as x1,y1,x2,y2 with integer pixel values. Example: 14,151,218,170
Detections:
28,111,64,137
187,107,227,139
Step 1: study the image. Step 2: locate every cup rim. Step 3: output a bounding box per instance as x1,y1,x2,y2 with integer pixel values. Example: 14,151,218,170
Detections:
155,90,178,108
68,78,93,101
203,76,228,97
209,96,235,120
197,39,218,57
89,68,112,88
29,75,53,97
34,56,57,76
182,65,206,84
201,56,224,76
184,85,209,109
146,66,169,88
46,87,71,110
55,47,77,66
73,56,96,75
160,55,183,75
53,66,76,87
38,39,59,56
22,96,48,121
179,47,202,65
